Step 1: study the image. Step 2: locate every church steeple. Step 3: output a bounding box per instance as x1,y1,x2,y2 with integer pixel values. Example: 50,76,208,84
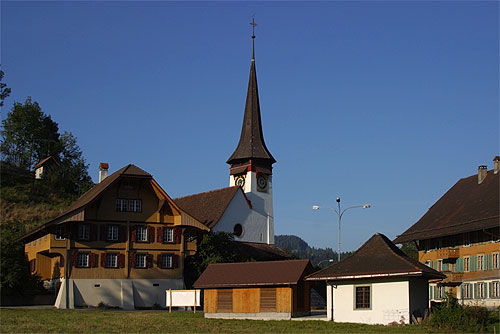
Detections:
227,19,276,170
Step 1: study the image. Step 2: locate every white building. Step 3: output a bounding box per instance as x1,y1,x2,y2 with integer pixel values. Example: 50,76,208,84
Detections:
306,233,445,325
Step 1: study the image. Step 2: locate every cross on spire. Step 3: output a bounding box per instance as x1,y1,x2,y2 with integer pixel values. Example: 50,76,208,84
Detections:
250,17,257,39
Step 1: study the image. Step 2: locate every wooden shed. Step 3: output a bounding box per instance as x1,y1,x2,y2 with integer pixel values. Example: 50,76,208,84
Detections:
193,259,314,320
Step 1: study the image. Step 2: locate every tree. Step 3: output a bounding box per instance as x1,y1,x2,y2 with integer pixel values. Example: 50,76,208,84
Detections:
1,97,60,170
401,241,419,261
0,68,11,107
58,131,93,196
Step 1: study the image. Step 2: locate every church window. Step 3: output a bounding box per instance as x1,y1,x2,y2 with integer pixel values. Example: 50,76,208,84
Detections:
233,224,243,237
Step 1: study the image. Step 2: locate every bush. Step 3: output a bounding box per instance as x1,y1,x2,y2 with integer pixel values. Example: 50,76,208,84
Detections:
426,293,498,333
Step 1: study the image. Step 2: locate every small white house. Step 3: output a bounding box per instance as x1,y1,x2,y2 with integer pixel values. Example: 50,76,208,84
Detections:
306,233,445,325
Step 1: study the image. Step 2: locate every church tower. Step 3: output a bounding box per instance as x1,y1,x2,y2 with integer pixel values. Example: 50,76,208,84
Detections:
227,19,276,244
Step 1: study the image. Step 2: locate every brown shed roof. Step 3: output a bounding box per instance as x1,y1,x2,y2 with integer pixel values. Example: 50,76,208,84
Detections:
393,169,499,244
174,186,248,229
193,259,313,288
306,233,445,281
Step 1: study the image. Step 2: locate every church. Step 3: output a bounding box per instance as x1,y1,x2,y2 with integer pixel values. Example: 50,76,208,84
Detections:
174,26,277,245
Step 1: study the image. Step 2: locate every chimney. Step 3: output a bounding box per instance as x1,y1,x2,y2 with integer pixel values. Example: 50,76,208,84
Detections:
494,156,500,174
478,165,487,184
99,163,109,183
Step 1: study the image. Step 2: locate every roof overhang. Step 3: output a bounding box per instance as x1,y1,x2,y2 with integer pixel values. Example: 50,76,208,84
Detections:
306,271,445,281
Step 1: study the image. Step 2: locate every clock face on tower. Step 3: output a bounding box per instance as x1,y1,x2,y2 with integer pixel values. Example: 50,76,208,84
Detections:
235,175,245,188
257,174,268,192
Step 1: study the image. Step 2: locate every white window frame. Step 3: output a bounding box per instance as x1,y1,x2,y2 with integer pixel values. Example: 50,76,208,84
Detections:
106,253,117,268
464,256,470,272
463,283,472,299
437,286,445,299
136,226,148,242
55,225,66,240
77,253,89,268
492,281,500,298
135,254,146,268
477,254,485,271
129,199,142,213
493,253,499,270
107,225,119,241
437,259,443,271
115,199,128,212
78,224,90,241
476,282,485,299
162,254,173,269
163,228,174,243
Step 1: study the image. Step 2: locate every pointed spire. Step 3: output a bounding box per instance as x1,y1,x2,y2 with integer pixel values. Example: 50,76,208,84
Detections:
227,19,276,168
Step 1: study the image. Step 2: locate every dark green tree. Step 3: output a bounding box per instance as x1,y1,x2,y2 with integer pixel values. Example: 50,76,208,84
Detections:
401,241,419,261
1,97,60,170
0,68,11,107
58,131,93,196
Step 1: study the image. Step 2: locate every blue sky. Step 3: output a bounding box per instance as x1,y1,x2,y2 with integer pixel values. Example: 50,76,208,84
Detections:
2,1,498,251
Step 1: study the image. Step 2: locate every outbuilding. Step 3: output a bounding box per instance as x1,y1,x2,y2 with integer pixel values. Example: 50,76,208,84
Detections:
193,259,314,320
306,233,445,325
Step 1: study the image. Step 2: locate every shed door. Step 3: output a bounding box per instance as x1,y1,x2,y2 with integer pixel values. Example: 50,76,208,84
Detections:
260,287,277,312
216,289,233,312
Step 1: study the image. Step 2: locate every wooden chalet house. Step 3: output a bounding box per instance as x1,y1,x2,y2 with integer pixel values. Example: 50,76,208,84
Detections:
394,157,500,308
21,164,209,309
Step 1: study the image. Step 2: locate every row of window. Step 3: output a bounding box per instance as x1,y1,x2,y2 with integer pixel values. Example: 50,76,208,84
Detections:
115,199,142,213
55,224,180,244
462,281,500,299
425,253,500,273
420,228,500,252
74,252,177,269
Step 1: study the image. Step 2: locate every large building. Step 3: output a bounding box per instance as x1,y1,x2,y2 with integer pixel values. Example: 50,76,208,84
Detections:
394,157,500,308
22,164,208,309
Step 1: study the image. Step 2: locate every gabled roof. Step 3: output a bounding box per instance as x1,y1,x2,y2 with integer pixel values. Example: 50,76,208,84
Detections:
226,48,275,167
306,233,445,281
193,259,313,288
34,156,59,169
393,169,499,244
174,186,249,229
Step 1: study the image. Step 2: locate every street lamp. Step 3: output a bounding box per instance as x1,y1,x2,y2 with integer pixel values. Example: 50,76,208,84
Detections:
313,197,371,262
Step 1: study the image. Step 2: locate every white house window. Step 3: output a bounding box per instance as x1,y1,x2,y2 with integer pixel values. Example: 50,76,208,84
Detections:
115,199,128,212
78,224,90,241
129,199,142,213
163,228,174,243
135,254,146,268
464,257,470,272
477,254,485,271
491,281,500,298
107,225,118,241
493,253,499,270
476,282,485,299
355,286,370,309
437,286,445,299
106,254,117,268
55,225,65,240
463,283,472,299
162,254,173,269
437,259,443,271
136,226,148,242
77,253,89,268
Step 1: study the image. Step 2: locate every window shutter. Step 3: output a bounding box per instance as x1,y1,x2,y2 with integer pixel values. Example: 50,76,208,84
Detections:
174,227,181,244
118,225,125,242
90,224,97,241
148,226,155,243
146,254,153,268
131,226,136,242
129,253,136,268
487,254,492,270
157,227,164,243
489,282,493,298
118,254,125,268
173,254,178,268
89,253,96,268
101,253,107,267
457,258,463,272
473,283,477,299
157,253,163,268
72,251,78,267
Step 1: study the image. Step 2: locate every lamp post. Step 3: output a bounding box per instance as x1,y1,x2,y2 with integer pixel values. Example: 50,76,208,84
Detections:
313,197,370,262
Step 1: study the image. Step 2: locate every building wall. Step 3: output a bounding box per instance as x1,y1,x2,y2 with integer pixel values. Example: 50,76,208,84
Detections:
418,229,500,308
331,279,410,325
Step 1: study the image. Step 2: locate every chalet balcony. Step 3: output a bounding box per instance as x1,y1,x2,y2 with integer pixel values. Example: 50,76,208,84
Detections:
436,247,459,259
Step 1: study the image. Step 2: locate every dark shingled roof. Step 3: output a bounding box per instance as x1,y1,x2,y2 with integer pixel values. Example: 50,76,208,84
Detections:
173,186,244,229
234,242,293,262
306,233,445,281
393,169,499,244
193,259,313,288
226,55,275,166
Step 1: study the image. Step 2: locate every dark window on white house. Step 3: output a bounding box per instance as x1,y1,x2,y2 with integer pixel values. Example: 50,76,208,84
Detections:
355,286,370,309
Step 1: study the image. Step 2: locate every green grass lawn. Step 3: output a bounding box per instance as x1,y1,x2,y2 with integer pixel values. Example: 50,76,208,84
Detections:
0,308,451,334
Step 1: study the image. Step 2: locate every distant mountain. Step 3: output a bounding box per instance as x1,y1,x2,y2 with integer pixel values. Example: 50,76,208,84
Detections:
275,234,352,268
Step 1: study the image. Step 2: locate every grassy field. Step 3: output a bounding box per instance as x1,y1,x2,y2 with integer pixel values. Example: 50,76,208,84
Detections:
0,308,450,334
